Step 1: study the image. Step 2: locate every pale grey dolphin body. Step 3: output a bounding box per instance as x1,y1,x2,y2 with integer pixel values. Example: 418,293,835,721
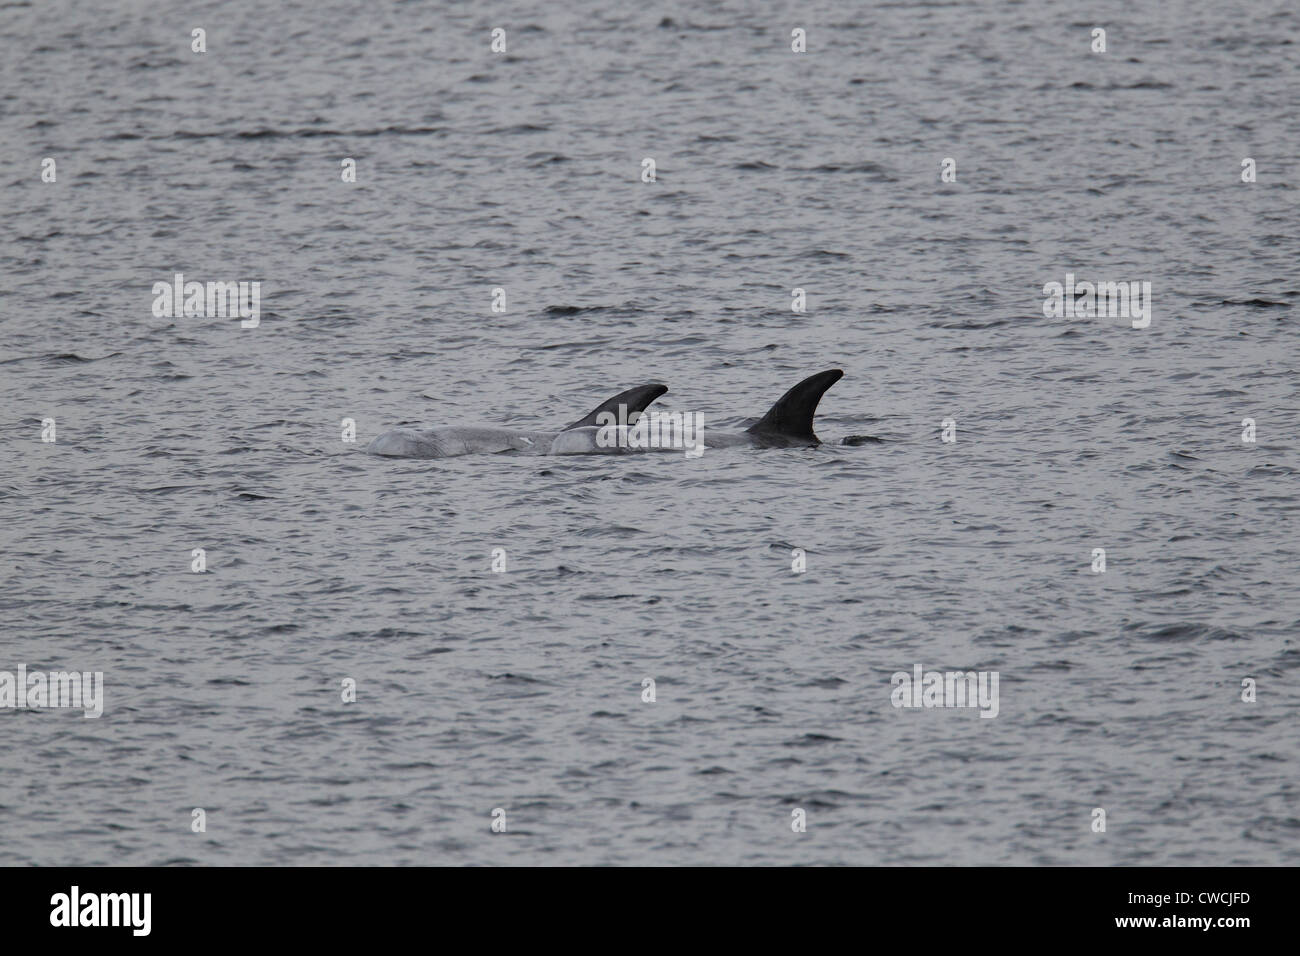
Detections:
550,369,845,454
366,383,668,459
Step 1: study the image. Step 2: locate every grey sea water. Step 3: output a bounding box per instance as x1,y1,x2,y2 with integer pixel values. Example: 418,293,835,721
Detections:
1,0,1297,866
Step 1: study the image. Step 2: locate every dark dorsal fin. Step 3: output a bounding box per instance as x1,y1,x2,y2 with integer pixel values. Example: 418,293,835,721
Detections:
745,369,844,441
564,383,668,431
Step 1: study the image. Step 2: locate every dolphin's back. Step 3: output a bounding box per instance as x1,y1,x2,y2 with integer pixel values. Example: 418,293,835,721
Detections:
548,427,621,456
367,383,669,459
366,426,546,458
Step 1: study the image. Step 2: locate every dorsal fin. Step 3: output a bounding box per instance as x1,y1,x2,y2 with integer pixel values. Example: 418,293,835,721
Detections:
745,369,843,441
564,383,668,431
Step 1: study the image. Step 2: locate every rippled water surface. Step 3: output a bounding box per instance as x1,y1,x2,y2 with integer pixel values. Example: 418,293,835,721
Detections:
2,0,1298,865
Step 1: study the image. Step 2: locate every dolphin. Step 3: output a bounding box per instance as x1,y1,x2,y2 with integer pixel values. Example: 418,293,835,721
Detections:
366,383,668,458
550,369,844,454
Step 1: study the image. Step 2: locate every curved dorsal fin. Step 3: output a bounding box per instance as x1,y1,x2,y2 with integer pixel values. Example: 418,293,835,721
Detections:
564,383,668,431
745,369,843,441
